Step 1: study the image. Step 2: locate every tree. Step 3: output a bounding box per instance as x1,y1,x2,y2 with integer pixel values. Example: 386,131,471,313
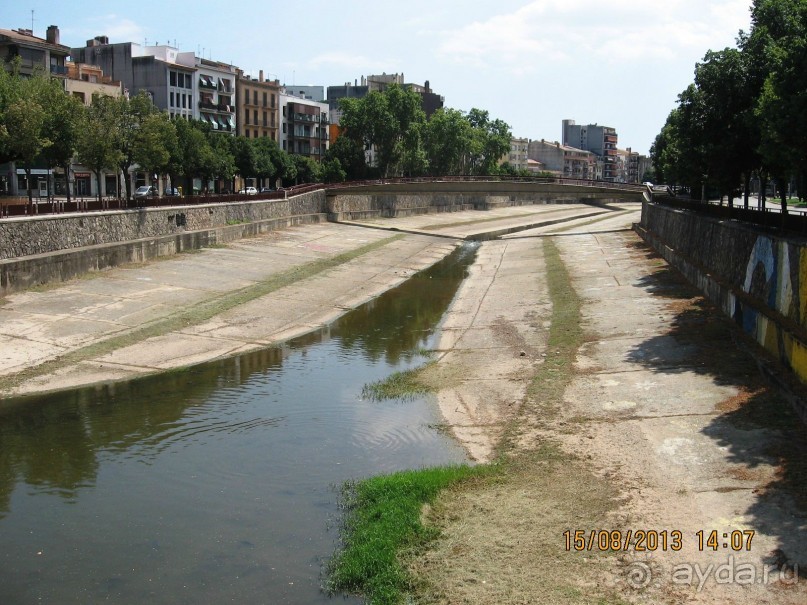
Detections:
250,136,278,189
320,157,346,183
111,92,160,202
424,108,472,176
466,108,512,176
338,85,426,177
745,0,807,211
324,134,367,181
692,48,759,207
133,112,177,192
290,154,321,184
41,82,85,204
5,95,50,206
75,95,122,203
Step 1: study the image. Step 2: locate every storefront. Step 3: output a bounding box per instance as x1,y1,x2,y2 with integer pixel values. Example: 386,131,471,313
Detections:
74,173,91,197
16,169,52,198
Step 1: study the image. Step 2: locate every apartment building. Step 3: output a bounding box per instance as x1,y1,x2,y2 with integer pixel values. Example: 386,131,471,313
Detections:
71,39,236,132
0,25,70,196
506,137,530,171
561,119,619,181
0,25,69,78
279,92,329,159
528,140,596,179
236,70,281,140
327,73,444,121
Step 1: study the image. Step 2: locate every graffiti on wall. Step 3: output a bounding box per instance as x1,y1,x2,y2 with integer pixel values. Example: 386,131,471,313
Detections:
733,234,807,382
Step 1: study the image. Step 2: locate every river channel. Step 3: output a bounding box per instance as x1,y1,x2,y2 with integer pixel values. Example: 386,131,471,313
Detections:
0,243,478,604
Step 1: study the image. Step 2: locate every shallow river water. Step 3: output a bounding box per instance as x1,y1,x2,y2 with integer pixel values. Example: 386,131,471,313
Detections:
0,243,477,604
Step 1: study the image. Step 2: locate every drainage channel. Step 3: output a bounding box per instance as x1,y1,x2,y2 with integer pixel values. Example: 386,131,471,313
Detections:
0,243,479,605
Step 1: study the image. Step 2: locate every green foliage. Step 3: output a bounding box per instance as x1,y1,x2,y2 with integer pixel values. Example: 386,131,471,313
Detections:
325,134,367,180
654,0,807,207
338,85,427,177
424,108,472,175
326,465,492,604
75,95,122,201
320,157,347,183
361,364,434,401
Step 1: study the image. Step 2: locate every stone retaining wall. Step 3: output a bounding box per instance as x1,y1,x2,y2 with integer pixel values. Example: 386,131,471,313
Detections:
0,191,326,296
0,191,325,260
326,190,633,221
637,202,807,417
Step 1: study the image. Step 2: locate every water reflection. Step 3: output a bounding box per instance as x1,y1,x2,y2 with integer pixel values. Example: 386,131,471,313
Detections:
0,243,477,604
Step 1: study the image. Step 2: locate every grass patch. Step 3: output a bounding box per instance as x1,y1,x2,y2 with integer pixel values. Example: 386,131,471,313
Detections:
513,236,584,428
362,363,435,401
0,235,404,395
326,464,494,605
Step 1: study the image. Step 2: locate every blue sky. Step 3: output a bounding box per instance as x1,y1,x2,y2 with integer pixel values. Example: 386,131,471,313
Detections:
7,0,752,154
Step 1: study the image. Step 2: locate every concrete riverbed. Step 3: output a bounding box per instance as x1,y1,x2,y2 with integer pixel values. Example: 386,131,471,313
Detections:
2,199,805,604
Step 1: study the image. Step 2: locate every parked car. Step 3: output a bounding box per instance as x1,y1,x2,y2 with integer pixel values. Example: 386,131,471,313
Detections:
164,187,180,197
134,186,157,199
238,187,258,195
260,187,275,193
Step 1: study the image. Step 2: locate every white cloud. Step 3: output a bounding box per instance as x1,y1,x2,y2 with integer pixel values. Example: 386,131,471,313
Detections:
73,15,146,45
436,0,749,72
306,51,394,74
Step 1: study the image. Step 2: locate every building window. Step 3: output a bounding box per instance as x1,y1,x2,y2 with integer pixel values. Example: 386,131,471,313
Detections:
170,71,176,87
170,92,174,107
253,109,258,125
263,111,267,127
271,114,275,127
271,94,276,108
254,130,258,138
245,110,249,125
245,130,250,138
253,90,257,105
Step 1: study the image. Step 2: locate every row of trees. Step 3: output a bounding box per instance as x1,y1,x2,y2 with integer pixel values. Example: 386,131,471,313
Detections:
1,63,517,206
651,0,807,211
0,64,321,205
332,85,514,179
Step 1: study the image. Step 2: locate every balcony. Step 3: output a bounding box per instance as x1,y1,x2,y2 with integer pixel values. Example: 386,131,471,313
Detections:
50,64,68,76
199,75,217,89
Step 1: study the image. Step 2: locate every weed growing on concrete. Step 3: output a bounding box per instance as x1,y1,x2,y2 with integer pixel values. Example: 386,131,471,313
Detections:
361,363,435,401
325,465,493,605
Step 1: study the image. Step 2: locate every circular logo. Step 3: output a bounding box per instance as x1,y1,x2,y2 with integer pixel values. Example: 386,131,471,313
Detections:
626,561,652,589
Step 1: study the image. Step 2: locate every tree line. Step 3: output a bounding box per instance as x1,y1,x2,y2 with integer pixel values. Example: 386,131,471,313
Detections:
0,61,517,206
651,0,807,211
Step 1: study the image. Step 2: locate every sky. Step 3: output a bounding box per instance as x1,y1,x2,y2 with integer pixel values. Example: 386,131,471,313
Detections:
6,0,754,155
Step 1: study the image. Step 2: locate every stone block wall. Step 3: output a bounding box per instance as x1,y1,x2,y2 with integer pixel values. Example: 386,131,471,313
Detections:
0,191,325,261
0,191,326,296
638,202,807,406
